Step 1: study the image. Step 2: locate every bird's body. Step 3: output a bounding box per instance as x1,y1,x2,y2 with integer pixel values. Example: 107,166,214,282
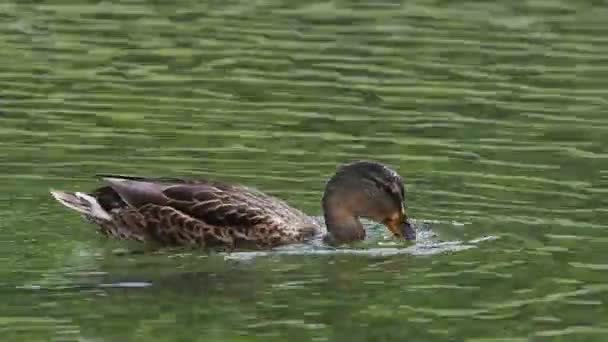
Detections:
51,161,415,250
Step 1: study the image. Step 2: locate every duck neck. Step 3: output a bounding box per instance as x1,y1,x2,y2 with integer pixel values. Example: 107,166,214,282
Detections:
322,197,365,245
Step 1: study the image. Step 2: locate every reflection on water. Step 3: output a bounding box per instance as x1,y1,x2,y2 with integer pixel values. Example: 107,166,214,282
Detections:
2,0,608,340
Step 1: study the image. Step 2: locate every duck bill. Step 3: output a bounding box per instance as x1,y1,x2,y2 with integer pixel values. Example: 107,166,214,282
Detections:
385,210,416,241
400,219,416,241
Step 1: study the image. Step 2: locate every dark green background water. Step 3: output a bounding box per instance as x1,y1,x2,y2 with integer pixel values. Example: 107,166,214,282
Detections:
2,0,608,341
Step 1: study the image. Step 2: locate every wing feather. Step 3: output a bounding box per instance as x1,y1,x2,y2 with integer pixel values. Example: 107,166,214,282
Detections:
99,176,315,248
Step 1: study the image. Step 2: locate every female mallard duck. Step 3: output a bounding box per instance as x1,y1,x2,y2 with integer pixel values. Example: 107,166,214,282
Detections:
50,161,415,249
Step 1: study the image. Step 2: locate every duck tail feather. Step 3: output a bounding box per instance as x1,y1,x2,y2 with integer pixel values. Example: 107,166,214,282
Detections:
50,190,112,221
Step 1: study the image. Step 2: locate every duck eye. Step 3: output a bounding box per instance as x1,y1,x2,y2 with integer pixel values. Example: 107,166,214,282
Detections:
383,183,403,208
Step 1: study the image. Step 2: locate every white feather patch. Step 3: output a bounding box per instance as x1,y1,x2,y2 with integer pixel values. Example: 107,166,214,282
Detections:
75,192,112,221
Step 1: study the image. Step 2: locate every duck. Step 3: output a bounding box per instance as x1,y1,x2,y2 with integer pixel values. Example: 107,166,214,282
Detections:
50,160,415,250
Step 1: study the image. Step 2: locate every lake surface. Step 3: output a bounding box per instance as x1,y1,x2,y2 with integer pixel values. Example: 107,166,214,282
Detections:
2,0,608,340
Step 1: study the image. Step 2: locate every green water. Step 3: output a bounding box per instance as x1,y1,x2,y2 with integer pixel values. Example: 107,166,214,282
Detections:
2,0,608,340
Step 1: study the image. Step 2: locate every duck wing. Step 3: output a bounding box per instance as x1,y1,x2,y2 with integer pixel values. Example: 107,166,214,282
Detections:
98,175,317,248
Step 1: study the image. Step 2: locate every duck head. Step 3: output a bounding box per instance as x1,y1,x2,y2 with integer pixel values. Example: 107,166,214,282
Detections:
322,161,415,245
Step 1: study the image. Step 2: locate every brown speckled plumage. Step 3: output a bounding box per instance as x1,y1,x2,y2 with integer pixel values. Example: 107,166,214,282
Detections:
50,161,415,250
53,175,319,250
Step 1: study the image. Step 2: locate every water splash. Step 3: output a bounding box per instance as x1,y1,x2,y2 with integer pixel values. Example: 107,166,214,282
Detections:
223,219,498,261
